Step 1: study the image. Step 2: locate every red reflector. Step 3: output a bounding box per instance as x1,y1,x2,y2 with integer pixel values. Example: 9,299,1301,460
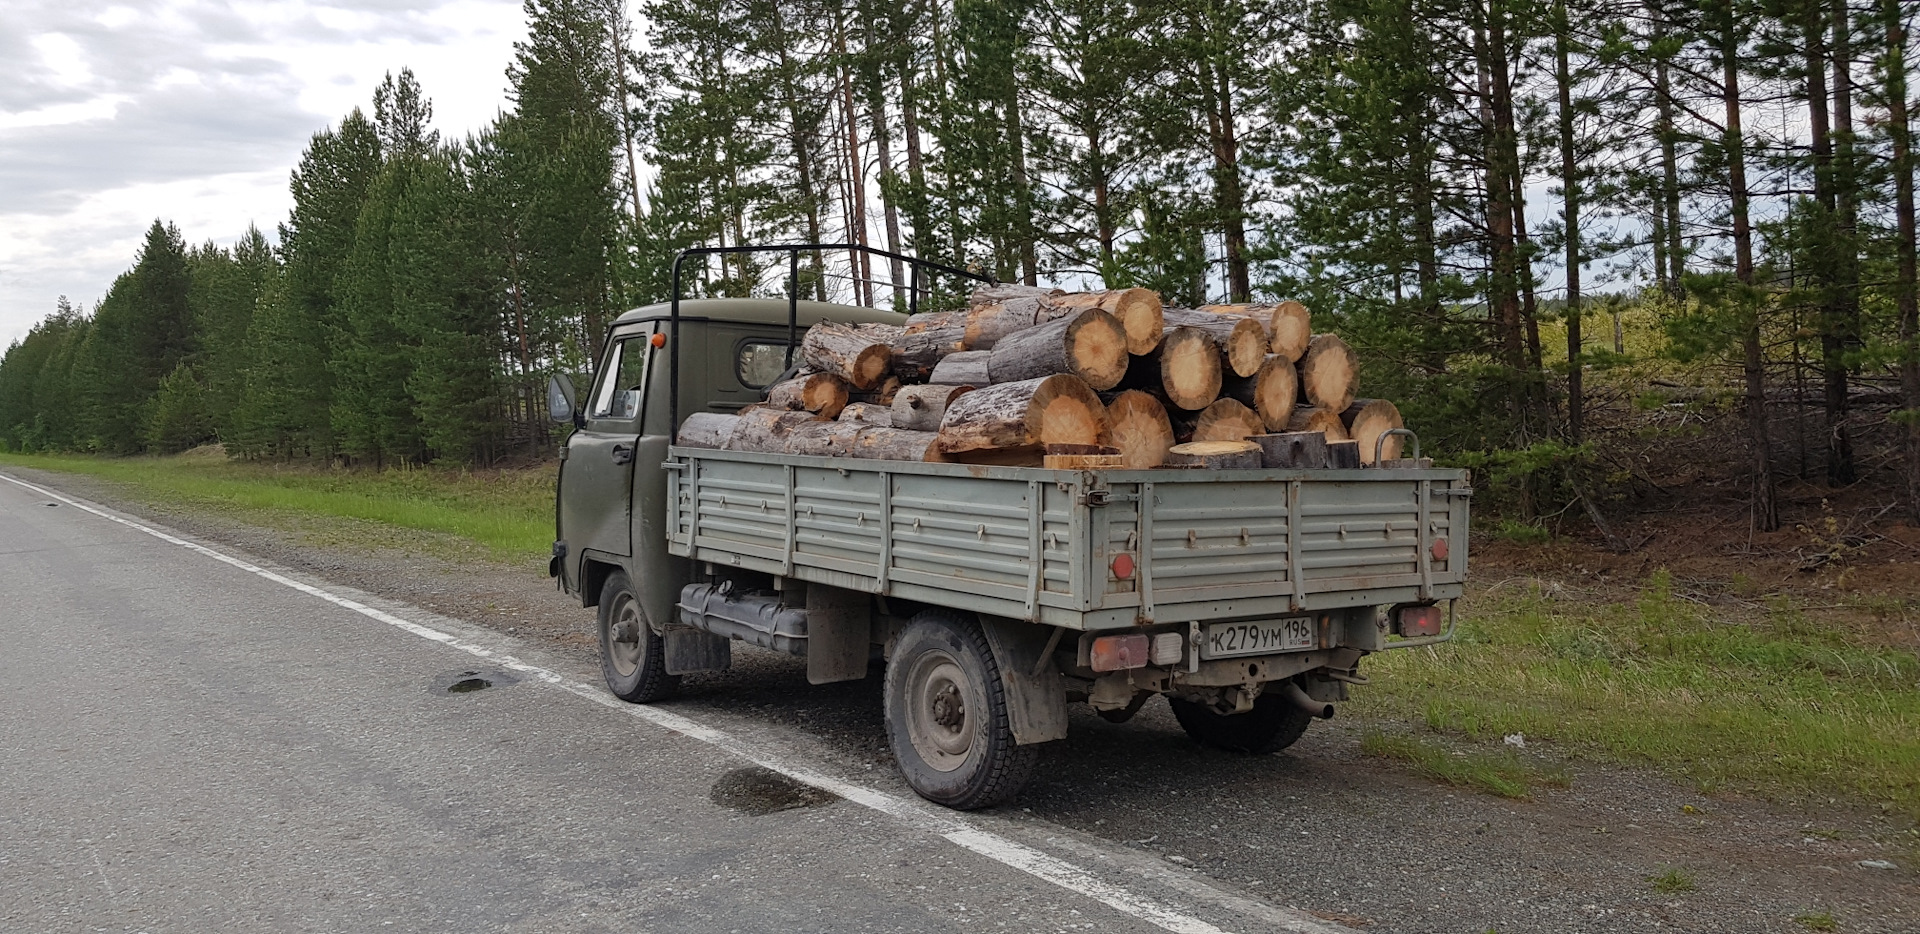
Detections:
1397,605,1444,637
1431,537,1449,561
1090,634,1150,672
1111,553,1135,580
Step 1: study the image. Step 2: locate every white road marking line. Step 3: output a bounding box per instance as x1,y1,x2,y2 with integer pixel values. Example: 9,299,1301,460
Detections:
1,472,1340,934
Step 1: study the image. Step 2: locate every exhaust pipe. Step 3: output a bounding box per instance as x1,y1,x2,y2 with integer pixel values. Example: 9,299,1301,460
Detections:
1279,682,1335,720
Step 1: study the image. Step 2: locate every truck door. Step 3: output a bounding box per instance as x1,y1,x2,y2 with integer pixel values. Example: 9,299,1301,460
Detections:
560,327,653,579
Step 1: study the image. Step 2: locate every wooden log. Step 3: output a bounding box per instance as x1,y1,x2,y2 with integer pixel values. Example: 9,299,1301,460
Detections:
802,321,899,390
1339,398,1405,464
849,376,903,407
1297,333,1357,413
1165,440,1263,469
1162,310,1267,377
891,384,974,431
935,374,1109,454
674,412,739,449
1252,431,1329,468
838,402,893,427
1202,300,1311,361
962,297,1046,350
1133,326,1223,411
986,307,1129,391
891,325,967,381
1043,444,1124,470
970,283,1062,305
1104,390,1175,469
1189,398,1266,443
766,373,850,419
929,350,991,386
1039,289,1166,355
904,309,966,333
1327,440,1362,468
944,447,1045,467
1220,354,1298,431
1286,406,1352,441
845,426,947,462
785,420,868,457
723,407,827,452
1379,457,1434,469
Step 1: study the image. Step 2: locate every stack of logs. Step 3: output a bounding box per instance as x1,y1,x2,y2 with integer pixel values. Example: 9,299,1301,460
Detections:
675,284,1414,469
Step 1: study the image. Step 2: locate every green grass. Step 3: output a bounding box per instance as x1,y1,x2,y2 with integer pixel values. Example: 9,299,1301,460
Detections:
0,451,554,559
1359,730,1567,799
1794,909,1838,931
1648,866,1697,894
1354,570,1920,819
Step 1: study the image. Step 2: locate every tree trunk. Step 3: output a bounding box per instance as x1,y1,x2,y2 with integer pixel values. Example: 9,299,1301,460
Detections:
891,325,967,380
929,350,992,386
838,402,892,426
1221,354,1298,431
1297,334,1358,413
1201,300,1311,361
846,426,948,461
675,412,738,449
1554,0,1583,441
725,407,828,452
935,374,1109,453
1104,390,1174,468
1163,310,1267,377
986,309,1130,390
1041,289,1166,354
1884,0,1920,522
1828,0,1861,485
803,322,900,389
891,384,974,431
1129,326,1224,411
1722,0,1777,531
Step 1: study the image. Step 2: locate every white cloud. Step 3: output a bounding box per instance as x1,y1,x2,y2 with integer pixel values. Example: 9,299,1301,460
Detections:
0,0,531,348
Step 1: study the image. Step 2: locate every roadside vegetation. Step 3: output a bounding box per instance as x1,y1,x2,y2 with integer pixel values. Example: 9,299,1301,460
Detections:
0,449,552,559
1356,571,1920,819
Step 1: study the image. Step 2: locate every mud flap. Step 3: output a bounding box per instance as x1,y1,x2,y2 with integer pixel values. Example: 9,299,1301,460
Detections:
978,616,1069,745
806,585,870,685
664,628,730,674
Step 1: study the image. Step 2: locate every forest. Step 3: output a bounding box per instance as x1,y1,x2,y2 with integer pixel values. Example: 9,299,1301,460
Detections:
0,0,1915,529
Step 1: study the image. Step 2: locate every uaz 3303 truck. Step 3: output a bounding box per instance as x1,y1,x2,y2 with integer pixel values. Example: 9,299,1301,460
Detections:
548,245,1468,809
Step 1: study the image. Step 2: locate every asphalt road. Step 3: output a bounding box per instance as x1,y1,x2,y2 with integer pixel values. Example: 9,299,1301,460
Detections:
0,473,1333,934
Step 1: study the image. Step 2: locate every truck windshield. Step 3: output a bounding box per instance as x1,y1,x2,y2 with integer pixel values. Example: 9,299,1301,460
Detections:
589,334,650,420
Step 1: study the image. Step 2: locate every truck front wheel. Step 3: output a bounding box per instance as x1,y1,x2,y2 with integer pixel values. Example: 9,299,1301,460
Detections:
884,611,1037,810
1169,690,1314,754
597,571,679,703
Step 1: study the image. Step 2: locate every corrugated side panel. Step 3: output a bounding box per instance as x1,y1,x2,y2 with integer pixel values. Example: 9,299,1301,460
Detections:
1298,481,1421,587
690,458,789,564
1041,481,1075,596
1145,481,1293,593
792,464,884,580
888,472,1035,603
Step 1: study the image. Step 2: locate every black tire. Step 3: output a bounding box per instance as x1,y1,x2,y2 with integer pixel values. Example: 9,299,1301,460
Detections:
883,611,1038,810
597,571,679,703
1169,688,1314,754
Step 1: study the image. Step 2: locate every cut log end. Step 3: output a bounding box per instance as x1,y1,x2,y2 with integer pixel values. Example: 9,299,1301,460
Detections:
935,374,1109,454
1287,406,1351,442
1298,333,1357,413
1165,440,1263,469
1340,398,1405,464
1190,398,1266,444
1157,327,1224,411
1105,390,1175,469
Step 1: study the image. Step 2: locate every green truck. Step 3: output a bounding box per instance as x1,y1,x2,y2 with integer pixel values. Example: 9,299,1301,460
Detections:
548,246,1470,809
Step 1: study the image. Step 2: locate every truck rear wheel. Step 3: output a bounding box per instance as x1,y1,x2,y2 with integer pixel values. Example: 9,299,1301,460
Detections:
884,611,1037,810
597,570,679,703
1170,690,1313,754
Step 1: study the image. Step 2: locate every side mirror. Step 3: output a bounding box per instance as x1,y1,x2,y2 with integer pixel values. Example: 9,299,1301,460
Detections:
547,374,578,423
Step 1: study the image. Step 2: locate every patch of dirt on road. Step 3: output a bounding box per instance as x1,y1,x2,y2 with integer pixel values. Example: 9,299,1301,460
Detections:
13,465,1916,934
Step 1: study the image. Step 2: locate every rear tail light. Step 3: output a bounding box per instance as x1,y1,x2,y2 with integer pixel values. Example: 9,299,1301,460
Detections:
1150,632,1184,666
1395,604,1444,637
1090,634,1150,672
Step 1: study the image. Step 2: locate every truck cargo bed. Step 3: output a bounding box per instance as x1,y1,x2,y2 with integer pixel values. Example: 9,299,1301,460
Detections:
666,448,1470,631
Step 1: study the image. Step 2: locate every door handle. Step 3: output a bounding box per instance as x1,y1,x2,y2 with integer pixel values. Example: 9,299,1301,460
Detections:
611,443,634,465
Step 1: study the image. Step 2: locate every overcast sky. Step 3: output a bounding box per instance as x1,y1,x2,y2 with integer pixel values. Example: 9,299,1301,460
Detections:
0,0,533,348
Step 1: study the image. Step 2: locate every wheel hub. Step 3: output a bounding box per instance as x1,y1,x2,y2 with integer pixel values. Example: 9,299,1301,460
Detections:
931,683,965,727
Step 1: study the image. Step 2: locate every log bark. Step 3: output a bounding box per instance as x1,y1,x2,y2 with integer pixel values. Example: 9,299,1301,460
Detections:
675,412,739,449
1287,406,1351,441
891,384,974,431
1043,444,1124,469
766,373,850,419
1221,355,1298,431
845,426,947,461
1040,288,1166,354
838,402,893,426
1252,431,1328,468
1339,398,1405,464
1297,333,1357,412
929,350,991,386
724,407,828,452
1201,300,1310,361
986,308,1129,390
785,419,869,456
935,374,1109,454
1166,440,1263,469
970,283,1061,305
1189,398,1266,443
1131,326,1223,411
1327,440,1362,468
891,325,967,380
1104,390,1175,468
1163,310,1267,377
849,376,902,407
904,308,966,333
802,321,899,389
962,297,1047,350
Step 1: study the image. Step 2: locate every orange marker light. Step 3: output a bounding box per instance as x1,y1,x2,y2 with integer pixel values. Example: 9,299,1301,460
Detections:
1090,634,1150,672
650,332,667,348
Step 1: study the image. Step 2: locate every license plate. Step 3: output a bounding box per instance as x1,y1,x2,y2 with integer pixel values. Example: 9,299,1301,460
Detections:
1201,617,1315,659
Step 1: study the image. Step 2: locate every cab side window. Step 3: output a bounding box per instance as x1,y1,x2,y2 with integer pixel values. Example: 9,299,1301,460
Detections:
590,335,651,420
736,340,794,390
